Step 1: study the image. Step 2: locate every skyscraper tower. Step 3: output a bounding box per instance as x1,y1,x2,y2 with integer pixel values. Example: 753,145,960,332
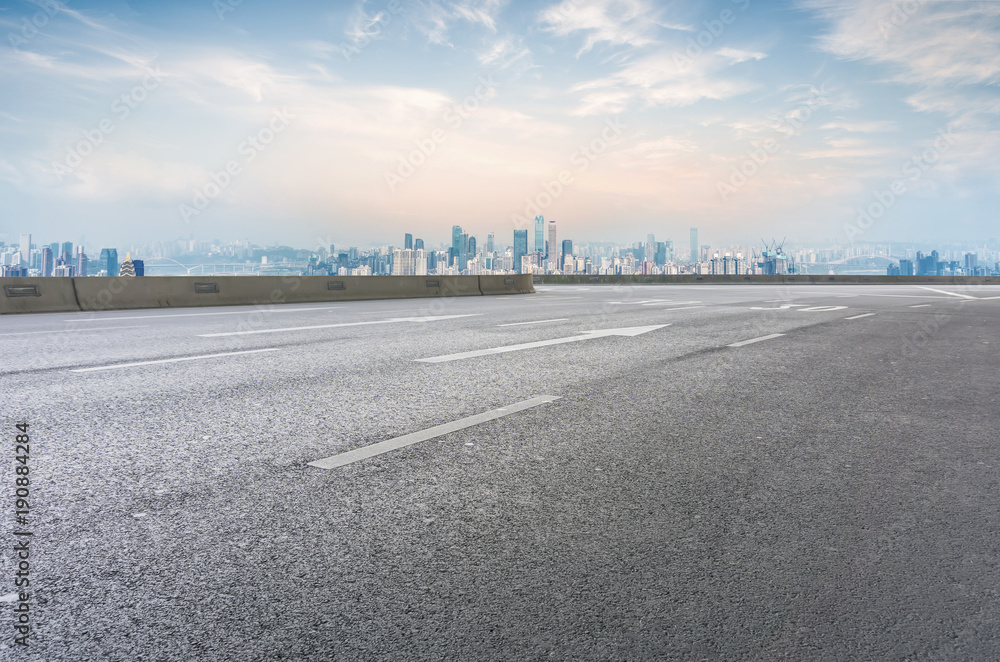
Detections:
547,218,557,271
534,215,545,256
689,228,698,263
513,229,527,273
76,249,88,277
40,247,53,277
451,225,463,267
99,248,118,277
458,232,469,271
486,233,495,254
19,234,30,267
404,233,413,250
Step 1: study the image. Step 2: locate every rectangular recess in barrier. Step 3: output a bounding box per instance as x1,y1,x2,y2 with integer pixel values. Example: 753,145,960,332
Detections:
4,284,40,297
328,281,346,290
425,279,440,288
194,282,219,294
504,278,515,286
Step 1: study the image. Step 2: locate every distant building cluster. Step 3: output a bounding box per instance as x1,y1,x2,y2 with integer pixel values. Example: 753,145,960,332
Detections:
317,219,798,278
886,251,991,277
0,235,143,277
4,229,1000,278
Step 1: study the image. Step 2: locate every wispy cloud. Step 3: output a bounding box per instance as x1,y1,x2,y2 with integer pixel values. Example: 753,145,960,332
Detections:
568,47,763,115
539,0,685,56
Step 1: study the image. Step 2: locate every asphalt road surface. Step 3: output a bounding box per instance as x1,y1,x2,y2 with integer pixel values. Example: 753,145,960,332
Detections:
2,283,999,661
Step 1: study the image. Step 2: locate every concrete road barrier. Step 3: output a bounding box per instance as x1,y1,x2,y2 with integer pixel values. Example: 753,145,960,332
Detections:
0,277,80,314
479,274,535,295
1,275,532,314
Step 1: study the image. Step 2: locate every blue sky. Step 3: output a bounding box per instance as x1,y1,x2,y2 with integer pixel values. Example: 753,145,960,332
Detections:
1,0,998,250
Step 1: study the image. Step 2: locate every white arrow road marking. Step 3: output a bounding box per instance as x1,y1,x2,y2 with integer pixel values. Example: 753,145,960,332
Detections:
416,325,670,363
750,304,808,310
497,318,568,327
915,286,978,300
308,395,561,469
727,333,786,347
197,314,480,337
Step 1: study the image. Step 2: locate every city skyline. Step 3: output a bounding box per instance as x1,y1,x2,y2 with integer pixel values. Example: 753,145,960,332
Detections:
2,1,1000,247
5,223,999,279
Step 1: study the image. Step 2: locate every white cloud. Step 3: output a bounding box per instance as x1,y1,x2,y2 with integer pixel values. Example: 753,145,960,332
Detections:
539,0,684,56
820,120,898,133
568,47,762,115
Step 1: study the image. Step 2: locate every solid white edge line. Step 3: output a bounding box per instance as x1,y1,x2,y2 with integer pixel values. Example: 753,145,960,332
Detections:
497,318,568,327
308,395,561,469
909,304,931,308
70,348,280,372
727,333,786,348
0,325,149,336
67,307,341,322
844,313,876,320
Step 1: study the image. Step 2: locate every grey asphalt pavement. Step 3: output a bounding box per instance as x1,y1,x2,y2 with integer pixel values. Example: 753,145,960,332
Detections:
2,283,999,660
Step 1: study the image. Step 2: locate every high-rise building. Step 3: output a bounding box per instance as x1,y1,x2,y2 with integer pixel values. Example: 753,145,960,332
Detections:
513,230,528,273
19,233,31,267
547,219,557,270
486,233,495,254
414,238,424,251
534,215,545,255
458,232,469,271
391,249,427,276
916,250,940,276
61,242,73,260
898,259,913,276
468,236,476,257
689,228,698,263
133,259,144,276
562,239,573,258
99,248,118,277
40,247,53,277
646,234,655,263
451,225,463,267
404,233,413,250
76,249,88,277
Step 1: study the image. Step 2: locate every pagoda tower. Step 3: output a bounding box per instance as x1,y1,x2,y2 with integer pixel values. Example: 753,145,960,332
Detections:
118,253,136,277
